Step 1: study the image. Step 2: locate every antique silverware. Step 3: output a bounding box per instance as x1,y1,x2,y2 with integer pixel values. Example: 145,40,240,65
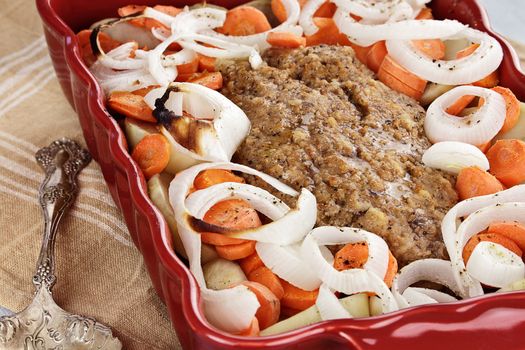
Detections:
0,138,121,349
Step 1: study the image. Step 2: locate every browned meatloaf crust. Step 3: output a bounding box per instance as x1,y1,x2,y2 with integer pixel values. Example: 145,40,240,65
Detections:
220,45,458,266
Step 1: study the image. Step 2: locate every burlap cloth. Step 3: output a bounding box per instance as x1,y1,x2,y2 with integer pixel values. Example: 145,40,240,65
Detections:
0,1,181,349
0,1,523,349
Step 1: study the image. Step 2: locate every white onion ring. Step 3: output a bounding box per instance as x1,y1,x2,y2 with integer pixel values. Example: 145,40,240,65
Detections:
300,226,398,312
316,284,351,320
391,258,464,309
256,242,322,291
466,241,525,288
299,0,327,36
424,86,506,145
163,48,197,67
331,0,414,24
404,287,458,303
333,8,465,46
422,141,490,174
386,27,503,85
170,7,227,35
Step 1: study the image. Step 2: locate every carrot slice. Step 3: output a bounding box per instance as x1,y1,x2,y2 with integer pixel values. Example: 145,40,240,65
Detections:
477,140,492,153
216,240,256,260
314,1,336,17
131,85,159,97
239,253,265,275
280,306,302,318
118,4,179,30
463,232,523,263
216,6,271,36
412,39,445,60
267,32,306,48
203,199,262,231
271,0,308,23
242,281,280,330
194,169,245,190
415,7,433,20
280,279,318,311
248,266,284,300
198,54,216,72
488,221,525,251
153,5,182,17
445,94,476,116
455,166,505,200
117,4,146,16
366,41,387,73
383,251,398,288
377,55,427,100
108,91,156,122
236,317,260,336
201,232,247,246
131,134,170,178
350,42,373,64
486,139,525,187
491,86,520,134
456,44,499,87
305,17,351,47
188,72,223,90
173,54,200,75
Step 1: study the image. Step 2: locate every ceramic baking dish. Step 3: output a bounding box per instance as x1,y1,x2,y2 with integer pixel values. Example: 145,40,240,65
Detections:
36,0,525,348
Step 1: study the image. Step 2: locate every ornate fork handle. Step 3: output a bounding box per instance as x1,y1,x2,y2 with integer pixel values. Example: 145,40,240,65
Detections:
33,138,91,292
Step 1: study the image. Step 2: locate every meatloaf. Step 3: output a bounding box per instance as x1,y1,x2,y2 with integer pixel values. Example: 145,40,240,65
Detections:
220,45,458,266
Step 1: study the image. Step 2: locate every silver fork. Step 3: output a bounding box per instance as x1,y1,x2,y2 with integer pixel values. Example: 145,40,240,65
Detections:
0,138,121,349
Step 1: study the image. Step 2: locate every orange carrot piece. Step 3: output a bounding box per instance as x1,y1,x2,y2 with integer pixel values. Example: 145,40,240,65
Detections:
153,5,182,17
198,54,217,72
117,4,146,17
412,39,446,60
445,95,476,116
239,253,265,275
305,17,351,47
176,55,200,75
188,72,223,90
280,279,318,311
455,166,505,200
108,91,156,122
203,199,262,231
314,1,336,17
477,140,492,153
131,134,170,178
383,251,398,288
236,317,260,336
333,242,369,271
77,30,121,66
456,44,499,87
280,306,302,318
267,32,306,48
201,232,247,246
216,240,256,260
248,266,284,300
242,281,280,330
488,221,525,251
463,232,522,263
131,85,159,97
194,169,245,190
217,6,271,36
492,86,520,134
415,7,433,20
378,55,427,100
366,41,387,73
350,42,373,64
271,0,308,23
486,139,525,187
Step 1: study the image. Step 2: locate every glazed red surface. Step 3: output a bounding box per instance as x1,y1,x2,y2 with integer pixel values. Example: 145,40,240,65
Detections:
36,0,525,349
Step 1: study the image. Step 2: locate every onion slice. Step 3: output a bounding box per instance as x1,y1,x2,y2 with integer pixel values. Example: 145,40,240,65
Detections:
422,141,490,174
466,241,525,288
333,8,465,46
391,258,464,309
256,242,322,291
424,86,506,145
386,27,503,85
331,0,414,24
299,0,327,35
300,226,398,312
144,83,251,173
316,284,351,321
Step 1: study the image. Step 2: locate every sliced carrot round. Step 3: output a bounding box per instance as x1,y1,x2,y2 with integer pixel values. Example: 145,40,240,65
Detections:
198,54,217,72
108,91,156,122
314,1,336,17
131,134,170,178
305,17,351,47
412,39,445,60
188,72,223,90
216,240,256,260
463,232,523,263
456,44,499,87
248,266,284,300
201,232,247,246
445,94,475,116
242,281,280,330
280,279,318,311
366,41,387,73
333,242,368,271
239,253,265,275
271,0,308,23
194,169,245,190
455,166,504,200
217,6,271,36
492,86,520,134
267,32,306,48
486,139,525,187
203,199,262,231
377,55,427,100
488,221,525,251
383,251,398,288
236,317,260,336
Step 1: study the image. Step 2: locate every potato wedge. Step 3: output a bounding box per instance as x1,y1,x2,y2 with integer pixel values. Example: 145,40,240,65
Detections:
203,258,247,290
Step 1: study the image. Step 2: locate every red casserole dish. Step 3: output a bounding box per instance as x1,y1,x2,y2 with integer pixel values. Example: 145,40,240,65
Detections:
36,0,525,348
